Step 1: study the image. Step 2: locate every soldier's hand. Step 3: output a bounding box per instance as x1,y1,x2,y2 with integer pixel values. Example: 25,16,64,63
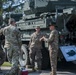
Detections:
42,36,47,41
39,37,44,41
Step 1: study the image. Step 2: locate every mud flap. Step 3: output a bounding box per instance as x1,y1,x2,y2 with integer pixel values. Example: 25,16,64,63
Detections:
60,45,76,62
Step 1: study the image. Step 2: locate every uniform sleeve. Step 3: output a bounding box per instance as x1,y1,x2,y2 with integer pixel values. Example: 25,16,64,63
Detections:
0,28,4,35
29,34,33,46
30,35,32,43
15,29,22,47
47,30,55,44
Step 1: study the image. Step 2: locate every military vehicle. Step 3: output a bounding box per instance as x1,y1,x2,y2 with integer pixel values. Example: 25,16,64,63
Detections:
1,0,76,69
16,0,76,69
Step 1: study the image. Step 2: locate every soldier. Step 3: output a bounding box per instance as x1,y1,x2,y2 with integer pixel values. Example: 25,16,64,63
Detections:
42,22,59,75
29,26,43,72
0,18,22,75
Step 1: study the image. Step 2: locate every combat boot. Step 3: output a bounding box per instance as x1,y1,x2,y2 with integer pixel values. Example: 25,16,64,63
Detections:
0,67,2,73
50,72,56,75
32,68,36,72
35,68,42,73
36,70,42,73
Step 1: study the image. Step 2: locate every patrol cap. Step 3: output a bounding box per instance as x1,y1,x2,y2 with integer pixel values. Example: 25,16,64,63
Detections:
49,22,56,27
9,18,15,24
35,26,40,29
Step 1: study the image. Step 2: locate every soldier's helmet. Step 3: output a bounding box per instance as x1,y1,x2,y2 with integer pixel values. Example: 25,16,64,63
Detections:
8,18,15,24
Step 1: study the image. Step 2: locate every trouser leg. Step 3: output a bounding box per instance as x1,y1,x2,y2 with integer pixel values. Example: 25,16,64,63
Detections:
30,55,35,68
29,49,35,69
51,64,57,75
11,50,20,75
50,51,57,75
5,48,12,63
36,59,42,70
5,49,20,75
36,50,42,70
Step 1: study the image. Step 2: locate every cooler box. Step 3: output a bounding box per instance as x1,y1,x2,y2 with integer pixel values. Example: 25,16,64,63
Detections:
21,70,28,75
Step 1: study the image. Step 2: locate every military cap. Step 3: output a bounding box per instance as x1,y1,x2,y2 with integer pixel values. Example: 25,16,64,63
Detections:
35,26,40,29
9,18,15,24
49,22,56,26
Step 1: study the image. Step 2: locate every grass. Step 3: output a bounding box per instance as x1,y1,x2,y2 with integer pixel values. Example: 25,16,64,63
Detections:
1,62,12,67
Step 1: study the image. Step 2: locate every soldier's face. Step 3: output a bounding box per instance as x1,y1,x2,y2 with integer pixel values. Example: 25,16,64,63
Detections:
12,21,16,25
49,26,54,30
36,28,40,32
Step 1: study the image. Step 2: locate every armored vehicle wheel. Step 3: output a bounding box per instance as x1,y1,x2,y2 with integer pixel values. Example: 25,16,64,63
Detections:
19,44,28,67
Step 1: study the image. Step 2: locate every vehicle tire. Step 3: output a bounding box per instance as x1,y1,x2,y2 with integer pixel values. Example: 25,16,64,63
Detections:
19,44,29,67
41,48,50,70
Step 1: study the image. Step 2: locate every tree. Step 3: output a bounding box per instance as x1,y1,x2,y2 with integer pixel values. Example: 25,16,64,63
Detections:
0,0,7,25
0,0,24,25
0,0,14,25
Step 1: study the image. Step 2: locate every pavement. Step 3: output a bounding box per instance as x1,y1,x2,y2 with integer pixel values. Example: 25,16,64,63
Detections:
0,67,76,75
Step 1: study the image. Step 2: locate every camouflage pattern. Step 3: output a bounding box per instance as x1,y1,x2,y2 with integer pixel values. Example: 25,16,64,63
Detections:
0,25,22,75
48,29,58,75
29,32,43,70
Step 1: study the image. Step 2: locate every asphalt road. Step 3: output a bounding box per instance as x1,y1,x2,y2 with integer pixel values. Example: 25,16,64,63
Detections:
0,61,76,75
0,69,76,75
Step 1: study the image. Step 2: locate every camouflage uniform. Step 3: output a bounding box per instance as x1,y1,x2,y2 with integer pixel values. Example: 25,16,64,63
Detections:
29,32,43,70
0,25,22,75
48,29,58,75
